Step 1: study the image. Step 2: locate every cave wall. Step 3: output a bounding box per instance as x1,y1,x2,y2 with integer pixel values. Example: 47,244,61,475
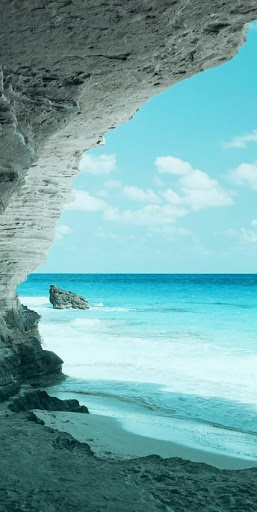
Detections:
0,0,257,398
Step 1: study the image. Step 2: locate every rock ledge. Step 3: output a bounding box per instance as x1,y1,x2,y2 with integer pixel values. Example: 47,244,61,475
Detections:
8,389,89,414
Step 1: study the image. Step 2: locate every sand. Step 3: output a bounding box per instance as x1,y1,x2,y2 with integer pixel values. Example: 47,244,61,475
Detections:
34,409,257,470
1,406,257,511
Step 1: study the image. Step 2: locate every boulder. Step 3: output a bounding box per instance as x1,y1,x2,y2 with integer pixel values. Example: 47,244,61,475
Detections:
49,285,89,310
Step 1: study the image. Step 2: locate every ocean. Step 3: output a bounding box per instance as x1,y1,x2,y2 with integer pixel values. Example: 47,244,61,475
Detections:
18,273,257,462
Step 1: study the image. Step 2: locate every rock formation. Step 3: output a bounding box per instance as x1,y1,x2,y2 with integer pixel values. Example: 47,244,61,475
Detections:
49,284,89,309
8,389,89,413
0,1,256,399
0,304,63,402
0,3,257,511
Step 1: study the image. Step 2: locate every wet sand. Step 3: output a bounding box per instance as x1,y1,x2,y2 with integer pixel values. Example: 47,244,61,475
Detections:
1,406,257,511
34,409,257,470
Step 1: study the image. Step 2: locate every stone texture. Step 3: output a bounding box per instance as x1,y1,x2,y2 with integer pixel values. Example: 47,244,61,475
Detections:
0,303,63,402
0,4,256,507
0,409,257,511
0,1,257,310
49,284,89,309
8,389,89,413
0,1,256,397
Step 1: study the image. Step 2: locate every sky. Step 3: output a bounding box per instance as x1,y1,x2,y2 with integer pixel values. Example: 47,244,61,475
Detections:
39,21,257,274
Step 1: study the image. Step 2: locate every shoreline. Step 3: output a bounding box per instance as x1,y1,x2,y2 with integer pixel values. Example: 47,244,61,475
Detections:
46,387,257,466
34,409,257,470
2,408,257,511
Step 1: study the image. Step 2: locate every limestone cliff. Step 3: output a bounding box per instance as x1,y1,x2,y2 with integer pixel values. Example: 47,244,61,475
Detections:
0,1,257,398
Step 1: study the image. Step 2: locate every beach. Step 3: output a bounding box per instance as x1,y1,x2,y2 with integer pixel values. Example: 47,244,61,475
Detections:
17,273,257,466
1,403,257,512
1,5,257,510
34,409,257,470
13,272,257,508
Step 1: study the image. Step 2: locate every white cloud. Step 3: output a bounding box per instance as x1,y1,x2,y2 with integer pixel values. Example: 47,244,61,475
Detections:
241,228,257,244
240,219,257,244
155,156,193,175
182,186,233,211
223,130,257,149
156,155,233,210
63,154,233,242
162,188,181,205
123,186,160,203
217,220,257,245
65,189,107,212
79,154,116,175
104,204,187,227
180,170,233,210
180,169,212,190
96,189,108,198
97,180,122,199
103,203,190,240
153,176,165,188
152,225,190,240
214,228,237,238
228,161,257,190
55,224,72,240
95,229,118,240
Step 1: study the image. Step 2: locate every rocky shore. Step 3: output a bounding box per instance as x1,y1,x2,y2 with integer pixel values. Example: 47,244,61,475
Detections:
0,302,63,403
1,402,257,512
8,389,89,414
1,2,257,510
0,2,256,408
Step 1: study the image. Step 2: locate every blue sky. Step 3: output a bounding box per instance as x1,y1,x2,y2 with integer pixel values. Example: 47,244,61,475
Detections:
39,22,257,273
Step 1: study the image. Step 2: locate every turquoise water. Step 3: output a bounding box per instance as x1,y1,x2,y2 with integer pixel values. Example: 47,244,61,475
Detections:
18,274,257,461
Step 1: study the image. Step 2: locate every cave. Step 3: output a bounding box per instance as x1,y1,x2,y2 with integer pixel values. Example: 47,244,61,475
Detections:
1,1,257,510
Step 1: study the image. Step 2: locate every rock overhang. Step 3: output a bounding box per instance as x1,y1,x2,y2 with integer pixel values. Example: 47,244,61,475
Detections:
0,0,257,395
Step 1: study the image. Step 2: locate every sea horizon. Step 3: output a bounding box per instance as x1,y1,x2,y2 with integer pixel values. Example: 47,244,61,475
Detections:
31,272,257,275
18,273,257,463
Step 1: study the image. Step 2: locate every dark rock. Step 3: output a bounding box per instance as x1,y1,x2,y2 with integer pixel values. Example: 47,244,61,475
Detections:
49,285,89,310
26,411,45,425
0,381,21,403
0,347,21,402
8,389,89,414
0,303,64,402
52,434,93,455
16,336,63,382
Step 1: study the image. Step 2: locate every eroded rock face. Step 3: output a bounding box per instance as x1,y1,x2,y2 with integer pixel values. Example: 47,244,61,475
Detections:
8,389,89,414
0,303,63,402
49,284,89,309
1,1,257,309
0,1,257,398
